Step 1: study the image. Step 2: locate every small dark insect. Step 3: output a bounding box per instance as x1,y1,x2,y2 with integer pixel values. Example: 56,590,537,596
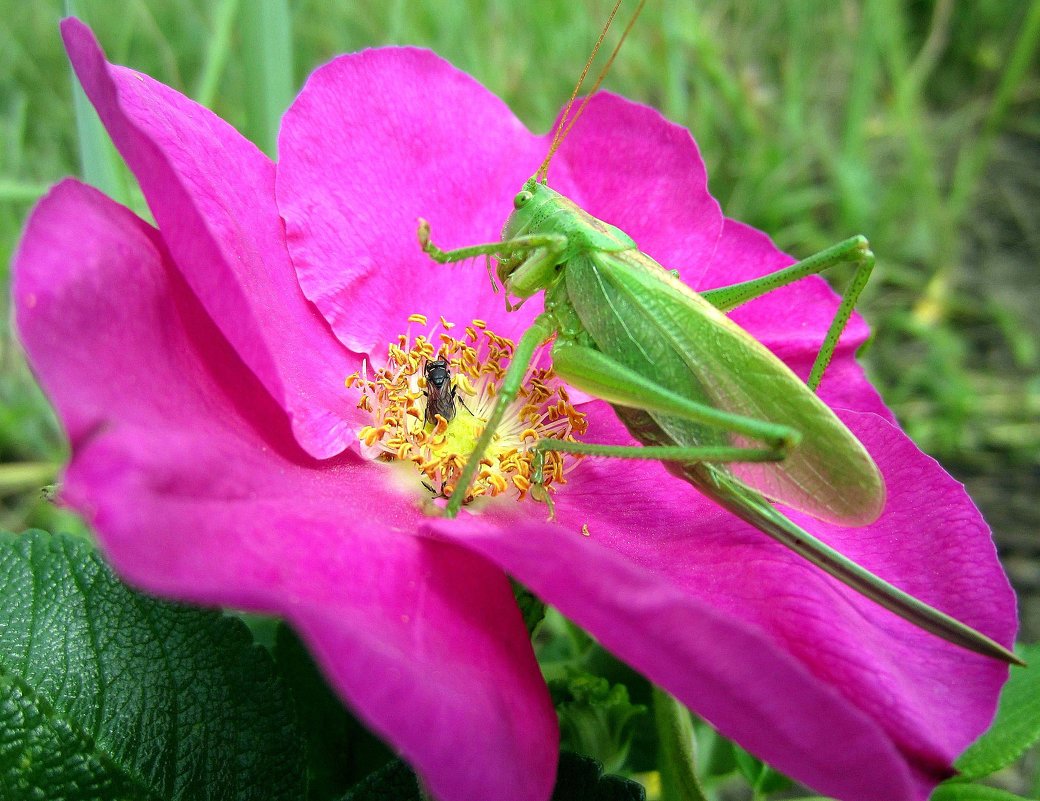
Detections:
423,359,469,425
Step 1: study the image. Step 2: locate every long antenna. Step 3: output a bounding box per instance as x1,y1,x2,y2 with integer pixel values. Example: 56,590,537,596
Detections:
534,0,646,184
534,1,621,185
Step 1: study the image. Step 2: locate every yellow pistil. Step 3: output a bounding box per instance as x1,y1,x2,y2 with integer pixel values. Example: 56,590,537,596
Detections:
347,315,587,507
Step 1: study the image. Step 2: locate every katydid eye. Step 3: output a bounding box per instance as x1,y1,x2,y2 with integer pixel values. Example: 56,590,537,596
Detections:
513,190,533,209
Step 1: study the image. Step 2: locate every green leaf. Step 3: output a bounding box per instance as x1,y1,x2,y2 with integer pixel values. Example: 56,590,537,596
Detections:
274,623,393,801
0,529,306,801
955,643,1040,779
240,0,294,156
340,752,646,801
932,783,1034,801
340,759,423,801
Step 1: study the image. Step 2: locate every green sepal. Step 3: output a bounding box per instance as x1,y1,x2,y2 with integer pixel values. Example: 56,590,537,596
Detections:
693,726,737,779
549,669,646,774
0,529,306,801
732,744,793,795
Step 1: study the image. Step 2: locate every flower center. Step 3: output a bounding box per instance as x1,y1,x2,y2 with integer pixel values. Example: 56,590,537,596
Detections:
348,314,587,507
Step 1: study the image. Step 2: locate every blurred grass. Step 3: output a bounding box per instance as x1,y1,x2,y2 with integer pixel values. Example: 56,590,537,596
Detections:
1,1,1038,563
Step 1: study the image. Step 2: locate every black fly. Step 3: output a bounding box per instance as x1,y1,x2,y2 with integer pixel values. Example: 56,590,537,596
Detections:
422,359,473,500
423,359,470,425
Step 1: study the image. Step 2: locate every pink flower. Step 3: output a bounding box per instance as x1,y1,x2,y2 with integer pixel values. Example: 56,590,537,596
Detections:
14,18,1016,801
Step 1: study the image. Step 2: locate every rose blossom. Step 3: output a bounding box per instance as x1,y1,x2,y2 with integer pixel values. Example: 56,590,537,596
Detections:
12,18,1016,801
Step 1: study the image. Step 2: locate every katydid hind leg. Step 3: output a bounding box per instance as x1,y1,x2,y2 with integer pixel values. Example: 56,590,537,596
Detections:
534,340,799,519
530,338,796,518
707,470,1023,666
548,343,1019,664
700,236,876,391
550,340,801,451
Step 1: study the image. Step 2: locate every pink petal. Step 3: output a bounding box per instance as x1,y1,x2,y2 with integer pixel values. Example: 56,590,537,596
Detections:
60,19,360,458
276,58,728,364
276,48,547,355
13,179,557,801
437,398,1013,801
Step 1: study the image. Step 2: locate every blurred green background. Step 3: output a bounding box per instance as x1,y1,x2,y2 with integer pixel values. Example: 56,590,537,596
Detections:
2,1,1038,632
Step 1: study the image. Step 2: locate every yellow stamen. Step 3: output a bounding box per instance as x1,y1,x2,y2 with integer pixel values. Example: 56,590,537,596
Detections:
348,314,587,507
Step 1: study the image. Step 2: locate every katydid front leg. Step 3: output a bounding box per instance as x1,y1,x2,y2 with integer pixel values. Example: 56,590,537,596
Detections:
416,220,570,515
418,219,566,265
443,314,557,517
701,236,875,391
418,219,567,311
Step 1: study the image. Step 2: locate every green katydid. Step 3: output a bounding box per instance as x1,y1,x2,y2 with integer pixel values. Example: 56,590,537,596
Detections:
415,1,1020,666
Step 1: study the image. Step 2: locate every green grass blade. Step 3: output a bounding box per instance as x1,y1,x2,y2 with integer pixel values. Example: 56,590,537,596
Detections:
240,0,293,156
64,0,127,203
194,0,241,108
0,180,50,203
949,0,1040,220
0,462,58,497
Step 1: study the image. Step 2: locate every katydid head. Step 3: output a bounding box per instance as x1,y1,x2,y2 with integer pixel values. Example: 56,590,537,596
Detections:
494,179,568,302
503,178,554,239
